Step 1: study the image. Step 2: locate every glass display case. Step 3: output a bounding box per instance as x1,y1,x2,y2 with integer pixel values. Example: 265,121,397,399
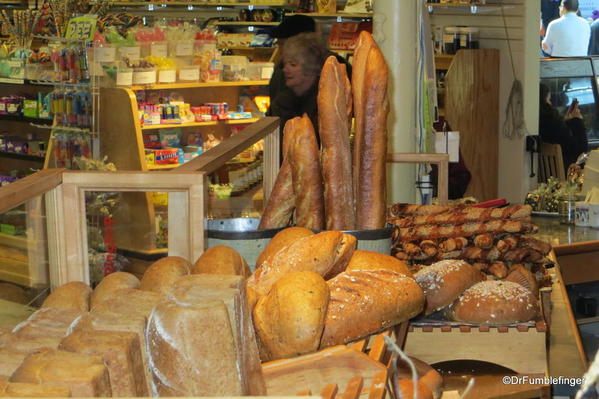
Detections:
540,57,599,148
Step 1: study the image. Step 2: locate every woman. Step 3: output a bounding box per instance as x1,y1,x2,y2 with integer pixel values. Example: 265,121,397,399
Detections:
267,32,330,137
539,83,588,172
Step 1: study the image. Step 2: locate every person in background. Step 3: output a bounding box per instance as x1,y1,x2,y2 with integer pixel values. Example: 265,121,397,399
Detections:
268,32,330,139
539,83,588,173
268,15,316,106
588,13,599,54
542,0,590,57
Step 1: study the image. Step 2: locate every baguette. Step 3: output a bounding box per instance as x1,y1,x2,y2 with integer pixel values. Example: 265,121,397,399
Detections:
320,269,424,347
318,56,355,230
354,32,389,230
289,114,325,230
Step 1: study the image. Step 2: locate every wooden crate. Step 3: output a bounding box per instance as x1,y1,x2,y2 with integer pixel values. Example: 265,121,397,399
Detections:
262,331,393,399
404,321,548,375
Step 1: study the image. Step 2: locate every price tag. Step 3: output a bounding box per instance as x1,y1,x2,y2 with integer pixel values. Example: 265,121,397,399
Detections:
133,70,157,85
151,43,168,58
119,46,141,61
95,46,116,63
176,42,193,57
116,71,133,86
179,68,199,81
159,70,177,83
65,15,98,41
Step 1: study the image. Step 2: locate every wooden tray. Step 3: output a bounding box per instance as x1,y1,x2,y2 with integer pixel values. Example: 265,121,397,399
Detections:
262,331,394,399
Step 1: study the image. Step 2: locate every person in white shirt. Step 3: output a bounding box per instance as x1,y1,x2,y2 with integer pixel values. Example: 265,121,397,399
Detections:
542,0,590,57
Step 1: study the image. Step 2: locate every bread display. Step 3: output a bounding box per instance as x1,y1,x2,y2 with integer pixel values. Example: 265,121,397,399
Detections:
90,272,140,310
320,269,424,347
139,256,191,294
41,281,92,312
191,245,250,277
0,381,71,397
255,227,314,269
447,280,539,324
59,330,148,397
0,348,27,381
91,288,160,319
10,348,112,397
414,260,484,315
318,56,355,230
289,114,325,230
253,271,329,361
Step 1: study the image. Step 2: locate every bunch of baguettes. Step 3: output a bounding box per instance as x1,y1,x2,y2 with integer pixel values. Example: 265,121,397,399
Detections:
259,31,389,231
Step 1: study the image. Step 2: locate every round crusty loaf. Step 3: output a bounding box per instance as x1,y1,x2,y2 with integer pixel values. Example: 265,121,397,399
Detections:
320,269,424,348
42,281,92,312
505,264,539,297
139,256,190,295
256,227,314,269
253,271,329,361
448,280,539,324
90,272,140,310
191,245,250,277
346,250,411,276
414,260,484,315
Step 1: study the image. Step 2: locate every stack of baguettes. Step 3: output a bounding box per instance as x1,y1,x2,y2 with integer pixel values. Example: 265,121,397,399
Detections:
259,31,389,231
0,237,425,397
388,204,552,288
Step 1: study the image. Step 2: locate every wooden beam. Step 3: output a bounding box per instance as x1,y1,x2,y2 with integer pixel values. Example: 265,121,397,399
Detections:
0,169,64,213
386,153,449,205
175,116,280,174
61,170,202,190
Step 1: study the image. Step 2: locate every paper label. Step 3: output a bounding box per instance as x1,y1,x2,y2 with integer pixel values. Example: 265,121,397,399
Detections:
176,42,193,57
116,71,133,86
179,68,199,81
159,70,177,83
95,46,116,63
119,46,141,61
133,70,156,84
151,43,168,57
65,15,98,41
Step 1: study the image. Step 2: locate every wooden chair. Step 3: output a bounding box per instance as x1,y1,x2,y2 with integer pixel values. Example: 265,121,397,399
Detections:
539,143,565,182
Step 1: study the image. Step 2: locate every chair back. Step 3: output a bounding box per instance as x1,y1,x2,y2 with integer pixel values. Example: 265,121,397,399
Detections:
539,142,565,182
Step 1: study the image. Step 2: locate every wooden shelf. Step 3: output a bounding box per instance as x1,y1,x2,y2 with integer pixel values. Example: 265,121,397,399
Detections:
0,0,22,4
0,233,28,250
129,80,268,90
219,46,275,51
147,164,179,170
141,118,260,130
108,1,294,7
215,21,279,26
577,316,599,325
426,2,489,7
435,54,455,70
287,12,373,18
0,152,45,162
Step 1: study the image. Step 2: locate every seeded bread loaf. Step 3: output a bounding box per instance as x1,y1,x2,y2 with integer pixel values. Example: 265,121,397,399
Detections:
139,256,190,295
191,245,250,277
346,250,412,276
255,227,314,269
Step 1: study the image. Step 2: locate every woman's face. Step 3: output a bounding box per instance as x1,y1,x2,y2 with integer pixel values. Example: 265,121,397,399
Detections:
283,59,306,90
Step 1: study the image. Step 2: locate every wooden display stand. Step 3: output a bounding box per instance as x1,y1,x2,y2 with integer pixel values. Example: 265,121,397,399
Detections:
263,331,392,399
99,83,277,254
444,49,499,201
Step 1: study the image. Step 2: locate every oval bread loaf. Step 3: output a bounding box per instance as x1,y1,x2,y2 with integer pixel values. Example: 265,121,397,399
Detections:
448,280,539,324
345,250,411,276
247,231,355,302
42,281,92,312
505,264,539,297
139,256,190,295
253,271,329,361
320,269,424,348
414,260,484,315
90,272,140,310
255,227,314,269
191,245,250,277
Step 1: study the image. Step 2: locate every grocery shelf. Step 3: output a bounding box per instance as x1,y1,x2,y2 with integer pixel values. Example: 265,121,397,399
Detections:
425,2,489,7
0,152,45,162
0,114,52,124
218,46,275,51
215,21,279,26
129,80,268,90
287,12,373,18
147,164,179,170
141,118,260,130
108,1,294,7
